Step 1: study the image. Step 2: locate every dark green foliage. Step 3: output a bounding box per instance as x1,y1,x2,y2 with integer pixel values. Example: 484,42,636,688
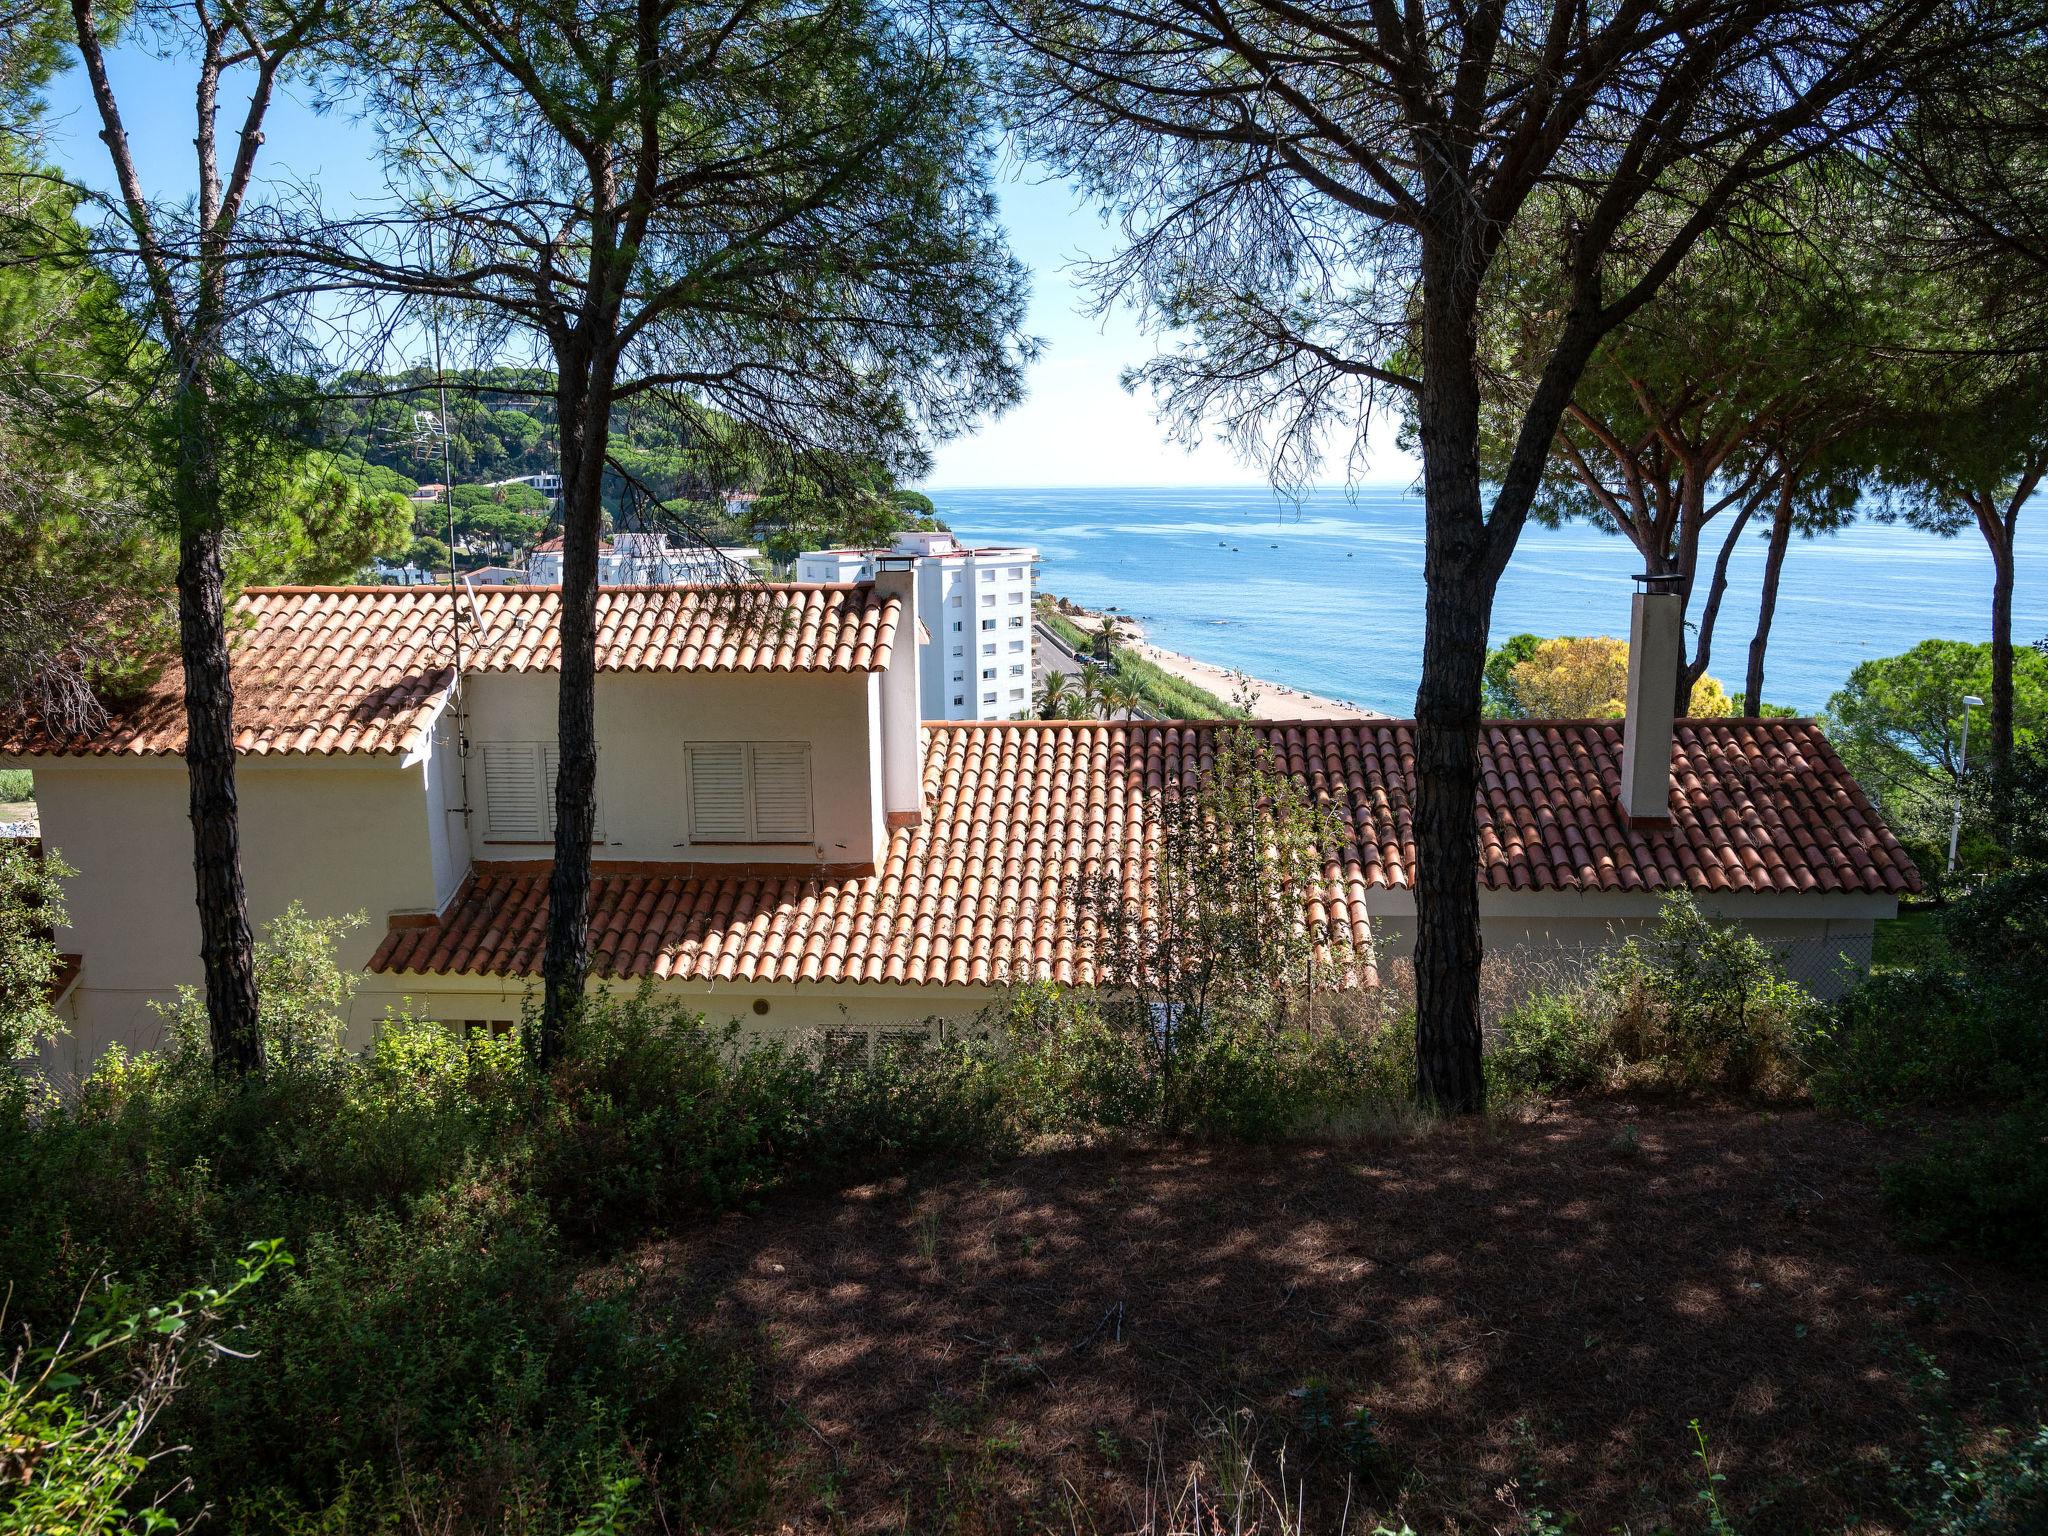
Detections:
534,988,1016,1243
1488,990,1612,1095
1483,633,1543,718
1881,1104,2048,1269
1808,870,2048,1118
991,982,1415,1140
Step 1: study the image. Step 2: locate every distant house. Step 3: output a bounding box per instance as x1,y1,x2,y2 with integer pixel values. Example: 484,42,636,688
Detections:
408,483,448,503
489,472,562,496
465,566,529,587
526,533,759,586
1,577,1916,1070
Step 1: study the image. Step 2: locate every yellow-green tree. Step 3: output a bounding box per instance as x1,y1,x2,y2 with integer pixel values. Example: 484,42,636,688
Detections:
1509,637,1735,720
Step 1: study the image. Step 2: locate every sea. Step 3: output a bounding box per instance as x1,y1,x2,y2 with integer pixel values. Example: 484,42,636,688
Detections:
923,485,2046,717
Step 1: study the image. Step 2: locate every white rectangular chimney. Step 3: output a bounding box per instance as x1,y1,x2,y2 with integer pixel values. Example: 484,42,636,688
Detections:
1619,574,1683,823
873,555,923,829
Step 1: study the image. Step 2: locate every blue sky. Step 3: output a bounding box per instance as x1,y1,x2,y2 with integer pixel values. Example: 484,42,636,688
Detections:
36,49,1420,490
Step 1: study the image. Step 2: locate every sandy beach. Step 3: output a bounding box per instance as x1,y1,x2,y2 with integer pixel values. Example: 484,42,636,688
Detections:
1063,607,1385,721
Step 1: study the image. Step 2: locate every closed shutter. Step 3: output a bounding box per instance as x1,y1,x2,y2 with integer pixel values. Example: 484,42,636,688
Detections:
483,743,544,838
541,744,601,839
687,743,749,840
750,744,812,840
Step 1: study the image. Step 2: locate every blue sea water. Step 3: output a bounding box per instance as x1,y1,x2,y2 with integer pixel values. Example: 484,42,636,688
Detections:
923,485,2046,717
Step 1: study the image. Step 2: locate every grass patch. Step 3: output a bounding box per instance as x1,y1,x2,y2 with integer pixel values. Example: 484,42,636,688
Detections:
1107,647,1245,718
0,767,31,803
1874,905,1949,969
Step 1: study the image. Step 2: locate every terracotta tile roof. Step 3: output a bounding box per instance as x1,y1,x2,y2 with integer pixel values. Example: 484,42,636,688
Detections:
370,718,1917,989
0,583,903,759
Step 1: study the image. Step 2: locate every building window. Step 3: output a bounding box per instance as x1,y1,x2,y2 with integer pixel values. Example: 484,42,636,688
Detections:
953,695,964,707
1009,664,1024,676
951,644,963,655
1008,639,1024,652
1009,687,1025,700
982,643,995,655
980,569,995,582
1007,615,1025,629
951,594,963,606
1008,592,1024,604
981,667,996,680
982,692,996,704
482,741,600,840
952,620,962,632
981,593,995,607
951,670,964,682
981,618,995,631
685,741,813,842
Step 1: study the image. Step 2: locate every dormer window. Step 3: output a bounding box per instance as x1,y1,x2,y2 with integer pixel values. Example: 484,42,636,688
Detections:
685,742,813,843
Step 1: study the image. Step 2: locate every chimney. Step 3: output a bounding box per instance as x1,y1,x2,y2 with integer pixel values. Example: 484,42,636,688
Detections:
873,554,923,829
1619,572,1683,823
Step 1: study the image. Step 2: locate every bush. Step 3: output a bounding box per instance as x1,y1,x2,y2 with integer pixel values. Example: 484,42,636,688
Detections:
1599,893,1808,1091
0,767,31,802
536,987,1018,1242
1881,1104,2048,1270
989,981,1414,1141
1489,987,1613,1096
1805,869,2048,1118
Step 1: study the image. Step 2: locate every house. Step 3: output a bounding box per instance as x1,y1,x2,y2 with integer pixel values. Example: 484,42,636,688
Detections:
796,531,1039,721
0,577,1918,1071
526,534,761,586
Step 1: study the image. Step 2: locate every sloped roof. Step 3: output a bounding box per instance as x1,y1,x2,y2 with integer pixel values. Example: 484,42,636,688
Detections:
370,718,1918,989
0,583,903,759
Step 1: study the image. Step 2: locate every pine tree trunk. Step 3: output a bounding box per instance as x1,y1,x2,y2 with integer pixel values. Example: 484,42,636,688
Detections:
538,356,614,1064
174,390,263,1076
1410,241,1488,1116
1985,508,2016,815
1744,480,1795,717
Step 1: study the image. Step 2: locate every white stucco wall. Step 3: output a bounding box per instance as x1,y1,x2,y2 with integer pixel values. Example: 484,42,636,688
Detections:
459,670,881,869
31,756,442,1069
346,973,1006,1049
1365,888,1895,999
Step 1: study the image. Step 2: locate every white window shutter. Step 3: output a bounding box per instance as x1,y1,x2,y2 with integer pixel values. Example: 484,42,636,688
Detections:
483,743,543,839
750,744,813,840
688,743,749,840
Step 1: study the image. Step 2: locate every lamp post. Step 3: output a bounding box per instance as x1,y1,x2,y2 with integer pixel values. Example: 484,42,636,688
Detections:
1947,694,1984,878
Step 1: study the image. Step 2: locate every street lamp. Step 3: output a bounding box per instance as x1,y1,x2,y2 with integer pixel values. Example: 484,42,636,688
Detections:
1947,694,1985,877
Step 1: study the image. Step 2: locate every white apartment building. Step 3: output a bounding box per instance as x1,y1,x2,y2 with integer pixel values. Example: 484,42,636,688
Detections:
795,530,1038,721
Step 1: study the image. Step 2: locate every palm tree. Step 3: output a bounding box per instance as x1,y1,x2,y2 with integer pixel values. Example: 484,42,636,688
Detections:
1075,667,1107,719
1035,670,1072,719
1094,615,1125,663
1104,678,1145,720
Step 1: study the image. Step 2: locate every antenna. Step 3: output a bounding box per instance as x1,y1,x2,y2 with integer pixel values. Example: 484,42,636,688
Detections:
428,228,464,682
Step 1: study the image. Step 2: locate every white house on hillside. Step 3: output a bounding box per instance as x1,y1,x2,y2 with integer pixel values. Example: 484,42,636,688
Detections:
3,576,1919,1072
797,530,1038,721
527,532,760,586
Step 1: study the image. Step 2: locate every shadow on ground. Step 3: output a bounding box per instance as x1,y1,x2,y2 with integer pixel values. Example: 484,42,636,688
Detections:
639,1103,2045,1533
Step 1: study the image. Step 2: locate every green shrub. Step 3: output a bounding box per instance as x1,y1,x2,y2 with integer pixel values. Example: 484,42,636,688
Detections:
1881,1104,2048,1270
0,768,30,802
989,982,1413,1141
0,1242,288,1536
536,987,1017,1242
1489,988,1612,1096
1599,893,1809,1091
1806,869,2048,1118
